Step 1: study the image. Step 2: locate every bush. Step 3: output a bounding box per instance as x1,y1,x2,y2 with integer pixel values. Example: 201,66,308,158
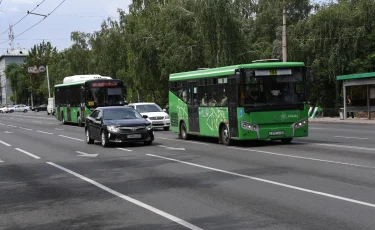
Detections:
322,108,339,117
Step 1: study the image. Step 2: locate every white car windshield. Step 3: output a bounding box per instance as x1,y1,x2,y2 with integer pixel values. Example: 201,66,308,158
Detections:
136,104,162,113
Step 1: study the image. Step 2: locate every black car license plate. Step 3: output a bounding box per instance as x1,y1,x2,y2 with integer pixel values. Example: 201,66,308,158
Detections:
127,134,142,139
269,131,284,136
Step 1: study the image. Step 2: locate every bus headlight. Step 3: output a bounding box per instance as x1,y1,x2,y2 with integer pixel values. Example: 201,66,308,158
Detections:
107,126,119,132
294,118,307,129
241,121,258,131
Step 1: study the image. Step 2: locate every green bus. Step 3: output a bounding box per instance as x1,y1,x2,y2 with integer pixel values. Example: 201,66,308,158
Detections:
54,75,125,126
168,60,309,145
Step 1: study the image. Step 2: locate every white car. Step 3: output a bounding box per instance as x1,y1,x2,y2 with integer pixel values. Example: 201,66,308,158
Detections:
0,105,14,113
10,104,30,113
129,102,170,131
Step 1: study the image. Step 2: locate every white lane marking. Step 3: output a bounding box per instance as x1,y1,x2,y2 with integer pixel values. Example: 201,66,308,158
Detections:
19,119,24,121
158,145,185,151
7,125,17,127
228,147,375,170
117,148,133,152
47,162,203,230
32,121,42,123
334,136,369,140
4,131,13,134
148,154,375,209
15,148,41,159
36,130,54,135
59,135,84,142
0,123,5,125
0,140,11,147
317,143,375,152
46,123,54,125
0,158,3,163
9,114,55,120
55,128,64,131
157,137,209,146
295,141,375,152
75,151,98,157
19,127,33,131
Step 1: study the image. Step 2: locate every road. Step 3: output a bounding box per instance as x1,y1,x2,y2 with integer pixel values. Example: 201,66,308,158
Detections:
0,112,375,229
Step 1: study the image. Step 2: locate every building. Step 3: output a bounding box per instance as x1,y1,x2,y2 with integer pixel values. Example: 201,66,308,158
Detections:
0,48,28,105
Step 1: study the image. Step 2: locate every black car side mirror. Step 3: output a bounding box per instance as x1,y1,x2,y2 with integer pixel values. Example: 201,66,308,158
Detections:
142,115,148,119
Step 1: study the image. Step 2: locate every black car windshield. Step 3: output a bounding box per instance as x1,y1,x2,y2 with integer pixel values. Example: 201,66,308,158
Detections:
240,68,306,107
136,104,162,113
103,108,142,120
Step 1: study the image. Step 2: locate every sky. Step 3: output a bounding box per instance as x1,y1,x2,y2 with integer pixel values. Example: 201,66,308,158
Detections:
0,0,132,53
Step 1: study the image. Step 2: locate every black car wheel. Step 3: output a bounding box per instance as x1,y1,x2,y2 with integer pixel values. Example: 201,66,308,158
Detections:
144,140,153,146
86,129,94,144
101,130,109,147
36,109,39,112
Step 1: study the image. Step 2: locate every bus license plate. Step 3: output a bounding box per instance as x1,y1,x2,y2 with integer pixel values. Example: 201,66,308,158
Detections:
269,131,284,136
127,134,141,139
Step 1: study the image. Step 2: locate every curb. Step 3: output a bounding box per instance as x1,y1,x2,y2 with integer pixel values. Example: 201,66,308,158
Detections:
308,119,375,125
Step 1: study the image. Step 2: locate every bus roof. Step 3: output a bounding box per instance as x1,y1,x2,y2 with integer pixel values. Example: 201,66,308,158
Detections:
55,75,113,87
169,62,305,82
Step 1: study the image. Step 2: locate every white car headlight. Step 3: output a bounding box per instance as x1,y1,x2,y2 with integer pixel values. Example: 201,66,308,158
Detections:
107,125,119,132
165,115,170,119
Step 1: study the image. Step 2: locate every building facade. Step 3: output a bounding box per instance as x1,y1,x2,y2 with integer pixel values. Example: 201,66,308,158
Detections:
0,49,28,105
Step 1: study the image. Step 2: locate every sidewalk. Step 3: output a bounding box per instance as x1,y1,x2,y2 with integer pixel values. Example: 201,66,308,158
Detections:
308,117,375,125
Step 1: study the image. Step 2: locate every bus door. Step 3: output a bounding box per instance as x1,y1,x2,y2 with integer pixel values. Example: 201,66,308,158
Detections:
227,78,238,137
66,89,72,121
80,87,85,122
188,82,199,133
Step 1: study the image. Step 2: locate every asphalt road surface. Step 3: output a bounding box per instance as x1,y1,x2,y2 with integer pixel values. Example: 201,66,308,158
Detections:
1,112,375,230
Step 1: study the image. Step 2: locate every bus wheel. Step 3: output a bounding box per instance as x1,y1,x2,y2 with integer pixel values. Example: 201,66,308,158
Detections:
78,115,84,127
281,138,292,144
220,125,231,146
180,122,189,140
61,112,66,125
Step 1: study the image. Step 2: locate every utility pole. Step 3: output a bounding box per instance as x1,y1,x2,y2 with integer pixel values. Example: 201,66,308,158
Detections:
46,65,51,98
282,4,287,62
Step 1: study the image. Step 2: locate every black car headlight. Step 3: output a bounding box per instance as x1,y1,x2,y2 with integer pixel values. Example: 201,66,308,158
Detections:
146,124,153,130
294,118,308,129
107,125,119,132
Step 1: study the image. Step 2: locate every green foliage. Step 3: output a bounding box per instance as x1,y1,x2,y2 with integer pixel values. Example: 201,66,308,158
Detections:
12,0,375,109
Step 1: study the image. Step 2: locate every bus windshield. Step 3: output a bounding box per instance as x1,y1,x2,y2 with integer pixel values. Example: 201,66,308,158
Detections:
86,87,123,107
240,69,306,107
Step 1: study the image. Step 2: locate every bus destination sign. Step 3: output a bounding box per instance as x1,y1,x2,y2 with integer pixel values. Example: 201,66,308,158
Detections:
255,69,292,76
91,82,118,87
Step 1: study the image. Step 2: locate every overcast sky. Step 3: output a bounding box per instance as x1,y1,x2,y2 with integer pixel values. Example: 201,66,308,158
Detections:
0,0,132,53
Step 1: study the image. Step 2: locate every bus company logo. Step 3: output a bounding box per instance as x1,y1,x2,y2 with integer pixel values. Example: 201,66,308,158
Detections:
280,113,287,121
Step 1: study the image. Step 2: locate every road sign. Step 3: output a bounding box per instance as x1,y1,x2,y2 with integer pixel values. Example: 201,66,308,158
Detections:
33,66,39,74
28,67,34,73
38,65,46,72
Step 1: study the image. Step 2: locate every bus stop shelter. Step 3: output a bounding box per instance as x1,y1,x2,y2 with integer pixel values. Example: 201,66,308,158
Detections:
337,72,375,120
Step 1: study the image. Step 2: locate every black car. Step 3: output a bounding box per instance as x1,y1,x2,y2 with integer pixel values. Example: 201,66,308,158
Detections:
85,106,154,147
33,104,47,112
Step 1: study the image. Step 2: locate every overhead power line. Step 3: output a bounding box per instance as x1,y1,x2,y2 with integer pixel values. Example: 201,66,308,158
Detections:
0,0,47,36
0,0,66,45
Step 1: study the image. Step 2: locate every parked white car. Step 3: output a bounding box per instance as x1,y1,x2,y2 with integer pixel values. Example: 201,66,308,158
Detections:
11,104,30,113
128,102,170,131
